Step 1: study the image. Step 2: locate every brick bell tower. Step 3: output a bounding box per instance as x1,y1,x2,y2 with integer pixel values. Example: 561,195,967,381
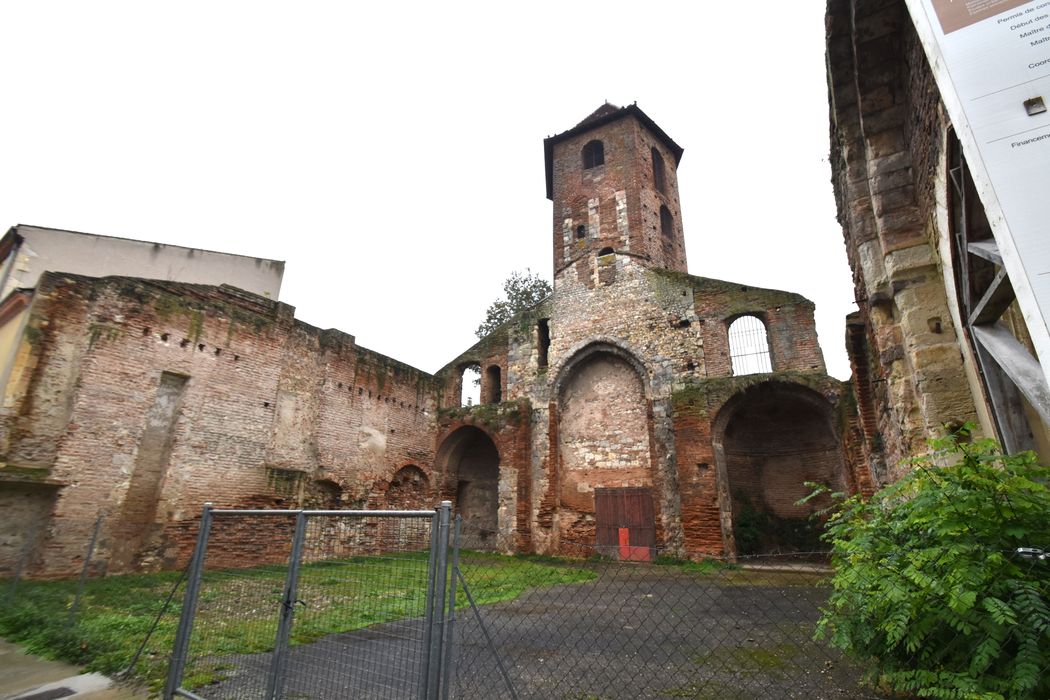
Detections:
544,103,687,282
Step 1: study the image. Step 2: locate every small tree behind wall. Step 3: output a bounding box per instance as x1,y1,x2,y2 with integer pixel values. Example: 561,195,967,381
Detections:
475,269,551,339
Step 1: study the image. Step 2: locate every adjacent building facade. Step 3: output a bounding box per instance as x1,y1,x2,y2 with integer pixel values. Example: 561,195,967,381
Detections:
0,106,867,577
825,0,1050,479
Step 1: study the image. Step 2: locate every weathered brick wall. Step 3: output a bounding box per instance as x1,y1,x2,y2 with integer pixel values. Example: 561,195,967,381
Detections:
902,24,945,222
693,278,826,377
672,374,852,557
0,482,57,575
669,408,724,556
1,273,440,576
556,353,651,550
550,114,687,279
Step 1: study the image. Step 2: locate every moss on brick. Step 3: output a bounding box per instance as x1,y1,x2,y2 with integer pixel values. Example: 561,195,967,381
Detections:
0,464,53,482
439,399,531,430
672,371,844,419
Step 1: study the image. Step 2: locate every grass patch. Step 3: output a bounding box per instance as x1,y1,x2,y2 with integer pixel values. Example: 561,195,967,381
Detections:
0,551,594,692
692,641,802,675
652,555,736,574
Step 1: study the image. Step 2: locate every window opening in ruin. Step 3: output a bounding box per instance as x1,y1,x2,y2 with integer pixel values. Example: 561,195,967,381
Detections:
460,364,481,407
948,131,1047,453
598,247,614,257
582,140,605,169
537,319,550,368
576,225,586,240
659,206,674,238
485,365,502,404
651,147,666,194
303,478,341,509
728,315,772,375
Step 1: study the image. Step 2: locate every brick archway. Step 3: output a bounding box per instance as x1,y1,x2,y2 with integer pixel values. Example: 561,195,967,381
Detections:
553,343,655,553
712,381,844,557
436,426,501,550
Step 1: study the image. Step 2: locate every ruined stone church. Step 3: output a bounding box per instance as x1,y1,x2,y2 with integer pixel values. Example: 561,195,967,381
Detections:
0,104,869,577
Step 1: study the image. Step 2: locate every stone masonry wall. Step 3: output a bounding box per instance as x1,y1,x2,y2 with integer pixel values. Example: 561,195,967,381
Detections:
827,0,980,471
441,246,855,558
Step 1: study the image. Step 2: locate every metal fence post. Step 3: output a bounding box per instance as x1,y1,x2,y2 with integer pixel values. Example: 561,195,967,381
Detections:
426,501,452,700
419,505,443,700
440,514,462,700
266,510,309,700
164,503,214,700
68,511,105,629
6,520,39,603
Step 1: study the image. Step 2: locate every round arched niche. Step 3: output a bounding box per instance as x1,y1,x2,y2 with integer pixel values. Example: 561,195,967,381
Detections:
303,478,342,509
713,382,844,556
436,426,500,550
556,348,652,551
386,465,430,509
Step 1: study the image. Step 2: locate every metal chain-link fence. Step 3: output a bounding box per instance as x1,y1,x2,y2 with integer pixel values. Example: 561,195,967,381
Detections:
449,525,874,700
165,504,447,700
5,504,1047,699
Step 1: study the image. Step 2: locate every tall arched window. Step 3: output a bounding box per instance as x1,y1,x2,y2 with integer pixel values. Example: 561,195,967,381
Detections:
728,315,772,375
460,364,481,406
659,206,674,238
484,365,502,404
651,147,666,194
582,140,605,169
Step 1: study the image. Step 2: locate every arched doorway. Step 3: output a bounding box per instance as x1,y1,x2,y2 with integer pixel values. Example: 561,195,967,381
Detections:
436,426,500,550
713,382,844,556
556,346,652,556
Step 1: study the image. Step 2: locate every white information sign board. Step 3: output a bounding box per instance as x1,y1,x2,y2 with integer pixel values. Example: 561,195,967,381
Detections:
906,0,1050,386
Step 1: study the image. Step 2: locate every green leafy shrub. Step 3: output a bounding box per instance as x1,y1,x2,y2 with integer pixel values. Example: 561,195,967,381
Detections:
815,427,1050,699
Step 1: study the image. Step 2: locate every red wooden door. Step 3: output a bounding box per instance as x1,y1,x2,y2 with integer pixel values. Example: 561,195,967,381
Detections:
595,488,655,561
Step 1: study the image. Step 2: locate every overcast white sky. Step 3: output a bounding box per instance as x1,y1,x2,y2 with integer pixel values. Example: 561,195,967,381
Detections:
0,1,857,379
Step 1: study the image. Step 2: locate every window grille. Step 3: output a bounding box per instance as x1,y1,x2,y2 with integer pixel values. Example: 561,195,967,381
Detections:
728,315,772,375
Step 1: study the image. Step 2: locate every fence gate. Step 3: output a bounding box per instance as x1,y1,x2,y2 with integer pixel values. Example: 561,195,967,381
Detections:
164,502,454,700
